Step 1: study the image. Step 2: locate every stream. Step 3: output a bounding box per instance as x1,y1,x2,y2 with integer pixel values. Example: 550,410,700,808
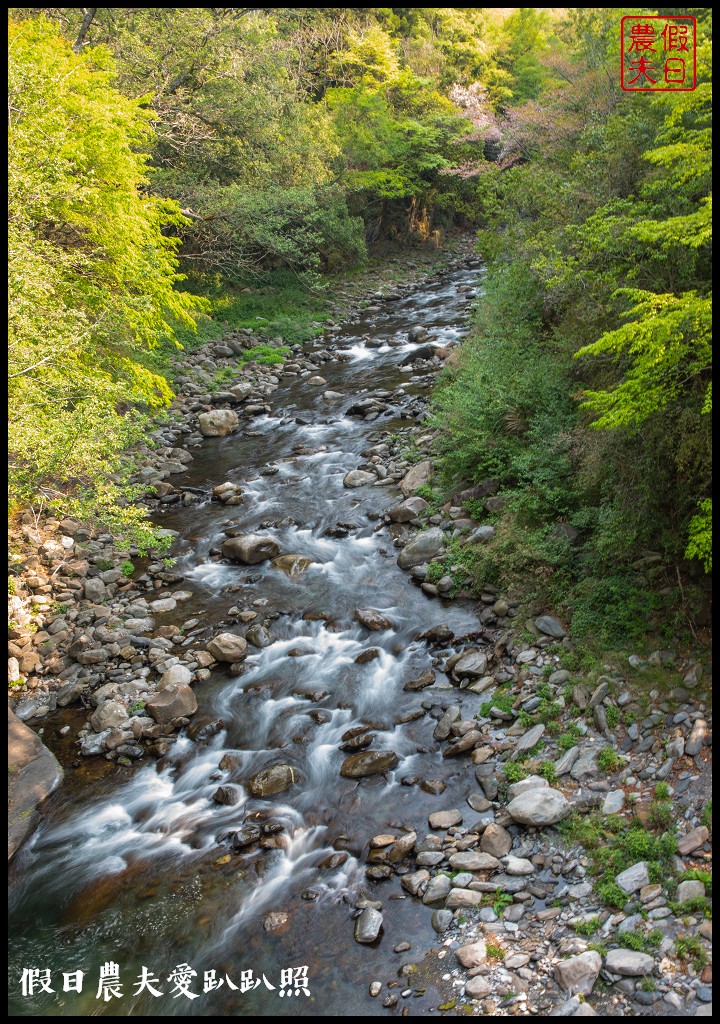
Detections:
9,257,488,1017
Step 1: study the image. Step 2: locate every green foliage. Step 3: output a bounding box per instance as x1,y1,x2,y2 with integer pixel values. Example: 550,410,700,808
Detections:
572,916,601,936
641,977,657,993
8,15,201,532
558,724,583,752
485,943,505,960
701,800,712,831
597,747,621,773
537,761,558,783
596,879,629,910
679,869,712,897
120,561,135,579
491,891,514,915
480,693,515,718
129,700,146,713
502,762,526,784
675,935,708,971
605,705,620,729
238,345,291,367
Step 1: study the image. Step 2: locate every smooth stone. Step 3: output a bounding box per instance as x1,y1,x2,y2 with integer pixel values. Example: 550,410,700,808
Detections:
397,528,446,568
207,632,248,663
507,775,549,800
448,851,501,871
480,824,512,857
249,764,298,797
677,826,709,855
507,788,570,826
455,938,487,968
535,615,566,638
615,862,650,894
554,951,602,996
604,949,654,976
340,750,399,778
428,809,463,829
355,907,383,944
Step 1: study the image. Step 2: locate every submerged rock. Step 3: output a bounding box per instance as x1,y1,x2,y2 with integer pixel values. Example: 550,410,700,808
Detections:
249,764,298,797
222,534,281,564
340,750,399,778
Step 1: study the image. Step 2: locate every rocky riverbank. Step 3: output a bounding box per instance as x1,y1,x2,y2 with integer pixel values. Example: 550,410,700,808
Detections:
8,238,712,1018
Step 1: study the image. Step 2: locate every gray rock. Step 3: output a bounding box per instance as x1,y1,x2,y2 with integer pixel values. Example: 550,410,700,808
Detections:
387,831,417,863
84,577,106,603
400,869,429,896
604,949,654,976
445,888,483,908
343,469,376,488
213,785,242,805
535,615,566,638
465,975,492,999
432,909,454,933
469,525,496,543
676,879,705,902
433,705,461,741
514,723,545,756
507,775,549,800
455,937,487,968
503,855,534,875
397,528,446,568
428,809,462,829
245,625,274,648
146,684,197,724
448,851,500,871
249,764,298,797
90,700,128,733
685,719,707,756
507,788,570,827
602,789,625,814
554,951,602,996
480,823,512,857
551,998,599,1016
423,874,452,904
159,664,192,689
198,410,238,436
355,907,382,943
207,633,248,662
615,861,649,894
388,496,429,522
677,826,709,854
222,534,281,564
570,745,600,779
452,649,488,678
399,459,433,498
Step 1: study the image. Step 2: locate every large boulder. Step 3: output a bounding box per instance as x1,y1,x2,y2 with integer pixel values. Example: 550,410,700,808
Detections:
207,633,248,663
387,496,429,523
397,528,446,568
8,708,63,861
400,459,433,497
198,410,238,437
146,684,198,725
249,764,298,797
90,700,128,733
507,787,570,826
222,534,280,564
343,469,376,488
554,951,602,996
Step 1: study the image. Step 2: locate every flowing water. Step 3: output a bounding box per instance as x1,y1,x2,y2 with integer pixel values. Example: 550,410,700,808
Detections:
9,258,488,1016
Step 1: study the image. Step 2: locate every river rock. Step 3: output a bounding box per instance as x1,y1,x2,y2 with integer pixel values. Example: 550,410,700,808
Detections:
514,723,545,756
448,851,500,871
146,684,197,724
355,907,383,943
343,470,376,488
159,664,193,689
423,874,452,904
535,615,566,638
245,625,274,648
397,528,445,568
198,410,238,436
403,668,435,691
90,700,128,733
428,809,462,829
207,633,248,662
615,861,649,894
554,951,602,995
271,554,313,575
677,879,706,902
8,708,63,860
480,823,512,857
213,785,242,805
455,937,487,968
677,826,709,855
249,764,298,797
507,775,549,800
388,496,429,522
503,855,534,875
222,534,281,564
507,788,570,826
465,976,492,999
400,869,430,896
604,949,655,976
340,750,399,778
354,608,394,631
400,459,433,497
387,831,417,863
685,719,707,756
452,649,488,678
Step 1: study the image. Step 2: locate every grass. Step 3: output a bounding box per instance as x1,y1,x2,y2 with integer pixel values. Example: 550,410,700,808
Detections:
674,935,708,971
558,724,583,752
572,916,601,936
480,693,515,718
238,344,291,366
486,943,505,960
502,762,527,784
618,929,663,952
538,760,558,783
701,799,712,830
597,746,622,773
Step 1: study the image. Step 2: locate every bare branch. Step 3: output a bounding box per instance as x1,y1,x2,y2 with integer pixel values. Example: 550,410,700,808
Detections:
72,8,97,53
